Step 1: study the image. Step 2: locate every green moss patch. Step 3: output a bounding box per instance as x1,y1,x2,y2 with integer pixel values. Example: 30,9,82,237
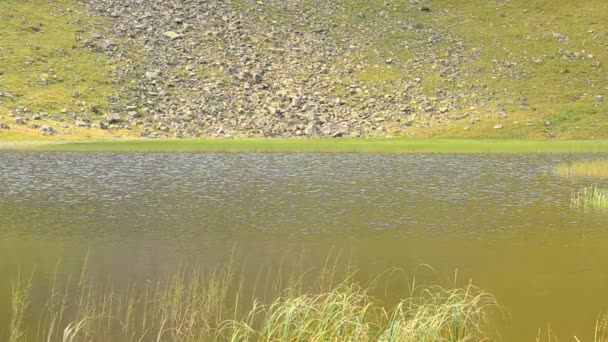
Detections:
0,0,115,116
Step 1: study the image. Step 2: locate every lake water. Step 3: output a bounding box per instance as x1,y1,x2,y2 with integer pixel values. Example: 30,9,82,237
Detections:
1,152,607,341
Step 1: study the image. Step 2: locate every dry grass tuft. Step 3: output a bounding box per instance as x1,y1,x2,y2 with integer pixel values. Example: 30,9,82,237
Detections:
555,160,608,178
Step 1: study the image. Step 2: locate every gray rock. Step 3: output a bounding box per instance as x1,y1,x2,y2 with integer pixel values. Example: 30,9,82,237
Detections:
75,119,90,128
145,70,161,80
595,95,604,102
14,117,24,125
321,122,343,138
493,124,503,129
39,125,56,135
163,31,181,40
305,123,320,137
0,123,10,130
79,0,505,138
106,113,122,124
91,121,108,129
32,113,42,120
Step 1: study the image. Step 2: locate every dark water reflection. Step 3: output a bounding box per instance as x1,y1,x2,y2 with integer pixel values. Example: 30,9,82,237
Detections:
1,152,608,340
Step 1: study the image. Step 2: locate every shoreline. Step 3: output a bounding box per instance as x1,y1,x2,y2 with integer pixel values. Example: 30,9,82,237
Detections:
2,138,608,153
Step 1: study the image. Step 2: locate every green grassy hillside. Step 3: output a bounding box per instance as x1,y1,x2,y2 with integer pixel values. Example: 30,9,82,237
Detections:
1,0,607,140
315,0,608,138
0,0,129,139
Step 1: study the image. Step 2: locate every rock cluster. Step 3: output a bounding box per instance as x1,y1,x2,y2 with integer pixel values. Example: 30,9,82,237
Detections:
79,0,499,137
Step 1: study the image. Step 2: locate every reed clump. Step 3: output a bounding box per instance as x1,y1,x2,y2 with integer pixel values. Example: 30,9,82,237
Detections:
5,263,497,342
555,160,608,178
222,281,495,342
378,285,494,341
536,313,608,342
7,264,238,342
571,186,608,209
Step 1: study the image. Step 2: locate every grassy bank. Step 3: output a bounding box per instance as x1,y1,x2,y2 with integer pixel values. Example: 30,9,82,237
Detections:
3,138,608,154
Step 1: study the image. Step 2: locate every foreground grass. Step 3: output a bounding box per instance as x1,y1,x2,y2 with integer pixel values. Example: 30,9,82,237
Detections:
3,138,608,153
555,160,608,178
6,262,608,341
571,186,608,210
5,264,496,341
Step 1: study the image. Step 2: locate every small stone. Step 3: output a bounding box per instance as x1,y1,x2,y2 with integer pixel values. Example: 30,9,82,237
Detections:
163,31,181,40
91,121,103,129
39,125,56,136
595,95,604,102
469,117,480,124
305,123,320,137
322,123,343,138
145,70,160,80
105,113,121,124
14,117,24,125
75,119,90,128
32,113,42,120
493,124,503,129
0,123,10,130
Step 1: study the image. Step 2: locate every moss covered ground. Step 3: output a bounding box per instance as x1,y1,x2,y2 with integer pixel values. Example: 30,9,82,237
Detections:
0,0,117,117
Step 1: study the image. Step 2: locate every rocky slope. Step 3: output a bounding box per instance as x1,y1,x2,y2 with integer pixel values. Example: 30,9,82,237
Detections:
83,0,502,138
1,0,607,139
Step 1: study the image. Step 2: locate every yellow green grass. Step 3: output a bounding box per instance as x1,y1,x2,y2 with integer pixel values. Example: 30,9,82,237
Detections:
571,186,608,210
3,138,608,154
5,262,497,342
2,0,608,139
0,0,116,116
331,0,608,139
555,160,608,178
7,263,608,341
536,314,608,342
